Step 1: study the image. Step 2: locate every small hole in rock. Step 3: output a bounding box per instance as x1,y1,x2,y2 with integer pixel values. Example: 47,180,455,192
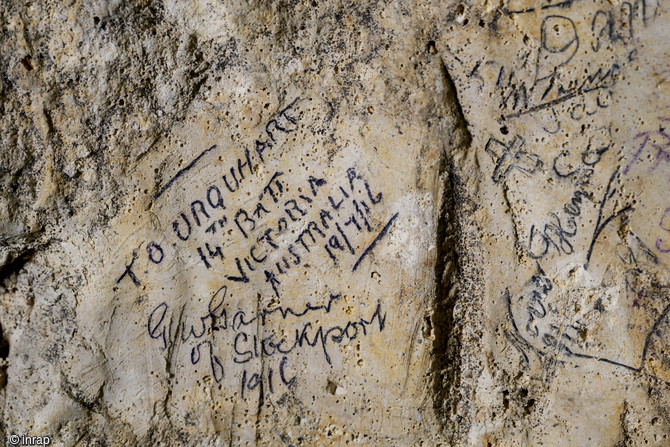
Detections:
524,398,536,415
0,324,9,359
20,56,33,71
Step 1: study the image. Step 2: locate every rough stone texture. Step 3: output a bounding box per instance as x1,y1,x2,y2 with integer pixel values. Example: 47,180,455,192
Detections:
0,0,669,445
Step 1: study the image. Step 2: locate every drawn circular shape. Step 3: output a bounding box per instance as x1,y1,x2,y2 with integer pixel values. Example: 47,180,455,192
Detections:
147,242,164,264
541,15,578,54
660,207,670,232
553,151,579,178
581,150,598,166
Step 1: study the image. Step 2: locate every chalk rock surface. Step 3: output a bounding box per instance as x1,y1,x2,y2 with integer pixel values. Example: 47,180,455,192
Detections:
0,0,669,445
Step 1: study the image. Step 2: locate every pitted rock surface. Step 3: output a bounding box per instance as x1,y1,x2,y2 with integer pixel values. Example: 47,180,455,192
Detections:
1,1,669,445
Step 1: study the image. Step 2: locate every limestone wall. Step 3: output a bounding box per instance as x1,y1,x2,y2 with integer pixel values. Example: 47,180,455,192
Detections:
0,0,669,445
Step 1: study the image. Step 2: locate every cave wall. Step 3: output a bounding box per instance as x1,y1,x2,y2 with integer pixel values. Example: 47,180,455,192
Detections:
1,0,669,445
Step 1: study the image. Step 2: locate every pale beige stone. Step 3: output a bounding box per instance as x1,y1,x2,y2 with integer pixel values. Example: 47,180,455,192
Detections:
0,0,669,446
